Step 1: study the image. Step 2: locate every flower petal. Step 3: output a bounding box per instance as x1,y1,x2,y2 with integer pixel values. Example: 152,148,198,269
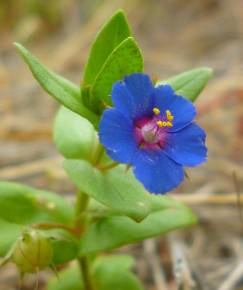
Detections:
154,85,196,131
163,123,207,166
132,150,184,194
112,73,155,119
99,108,137,163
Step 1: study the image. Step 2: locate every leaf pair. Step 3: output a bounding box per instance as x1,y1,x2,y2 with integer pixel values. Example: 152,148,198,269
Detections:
15,10,144,126
62,159,196,255
14,9,213,130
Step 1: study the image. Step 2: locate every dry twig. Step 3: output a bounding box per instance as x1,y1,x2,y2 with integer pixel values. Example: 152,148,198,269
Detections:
169,236,205,290
218,260,243,290
144,239,169,290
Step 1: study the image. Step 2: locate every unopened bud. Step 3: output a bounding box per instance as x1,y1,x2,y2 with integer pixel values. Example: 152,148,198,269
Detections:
12,230,53,273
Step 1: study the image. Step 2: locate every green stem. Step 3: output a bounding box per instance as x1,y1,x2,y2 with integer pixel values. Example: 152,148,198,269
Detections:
78,256,95,290
75,191,95,290
92,142,104,165
75,192,89,238
76,192,89,218
74,142,115,290
97,161,119,171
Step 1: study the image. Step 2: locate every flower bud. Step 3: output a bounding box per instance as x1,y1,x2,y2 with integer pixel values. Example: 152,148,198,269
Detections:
12,230,53,273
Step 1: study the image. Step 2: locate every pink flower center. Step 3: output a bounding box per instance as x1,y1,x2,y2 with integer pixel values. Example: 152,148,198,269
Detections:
134,108,174,150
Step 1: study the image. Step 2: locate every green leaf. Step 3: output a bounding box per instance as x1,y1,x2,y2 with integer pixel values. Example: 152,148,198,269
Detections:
64,160,172,222
90,37,143,112
47,264,83,290
94,255,135,271
47,229,79,265
53,106,98,160
157,67,213,102
0,182,74,226
93,255,144,290
79,203,196,255
82,10,131,93
14,43,99,128
47,255,143,290
0,218,21,257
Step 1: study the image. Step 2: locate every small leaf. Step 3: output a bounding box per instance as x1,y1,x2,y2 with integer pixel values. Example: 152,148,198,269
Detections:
0,218,21,257
47,255,143,290
53,106,98,160
14,43,99,128
64,160,171,222
47,264,84,290
0,182,74,225
93,255,144,290
90,37,143,112
47,230,79,265
94,255,134,271
82,10,131,95
79,203,196,255
157,67,213,102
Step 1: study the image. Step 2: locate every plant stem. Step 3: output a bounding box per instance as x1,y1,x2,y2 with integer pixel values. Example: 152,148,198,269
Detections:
92,142,104,165
75,191,89,238
76,192,89,218
78,256,95,290
97,161,119,171
74,142,114,290
75,191,95,290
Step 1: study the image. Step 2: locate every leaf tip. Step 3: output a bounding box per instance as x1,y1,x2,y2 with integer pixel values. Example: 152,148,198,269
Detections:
114,8,126,16
13,42,22,52
112,8,129,22
201,67,214,78
13,42,28,60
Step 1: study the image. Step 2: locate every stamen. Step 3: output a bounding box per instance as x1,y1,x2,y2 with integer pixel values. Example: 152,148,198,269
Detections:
166,110,174,121
156,109,174,128
153,107,160,115
157,120,173,128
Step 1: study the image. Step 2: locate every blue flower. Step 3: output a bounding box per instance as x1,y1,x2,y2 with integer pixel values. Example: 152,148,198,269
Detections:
99,73,207,194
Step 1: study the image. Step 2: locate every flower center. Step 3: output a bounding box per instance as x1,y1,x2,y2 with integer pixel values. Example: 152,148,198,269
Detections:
141,123,160,144
135,108,174,149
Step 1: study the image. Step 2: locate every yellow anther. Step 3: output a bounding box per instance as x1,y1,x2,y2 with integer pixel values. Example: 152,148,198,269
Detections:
166,110,174,121
153,107,160,115
157,120,173,128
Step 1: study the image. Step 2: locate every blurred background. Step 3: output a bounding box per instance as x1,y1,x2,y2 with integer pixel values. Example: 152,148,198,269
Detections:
0,0,242,289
